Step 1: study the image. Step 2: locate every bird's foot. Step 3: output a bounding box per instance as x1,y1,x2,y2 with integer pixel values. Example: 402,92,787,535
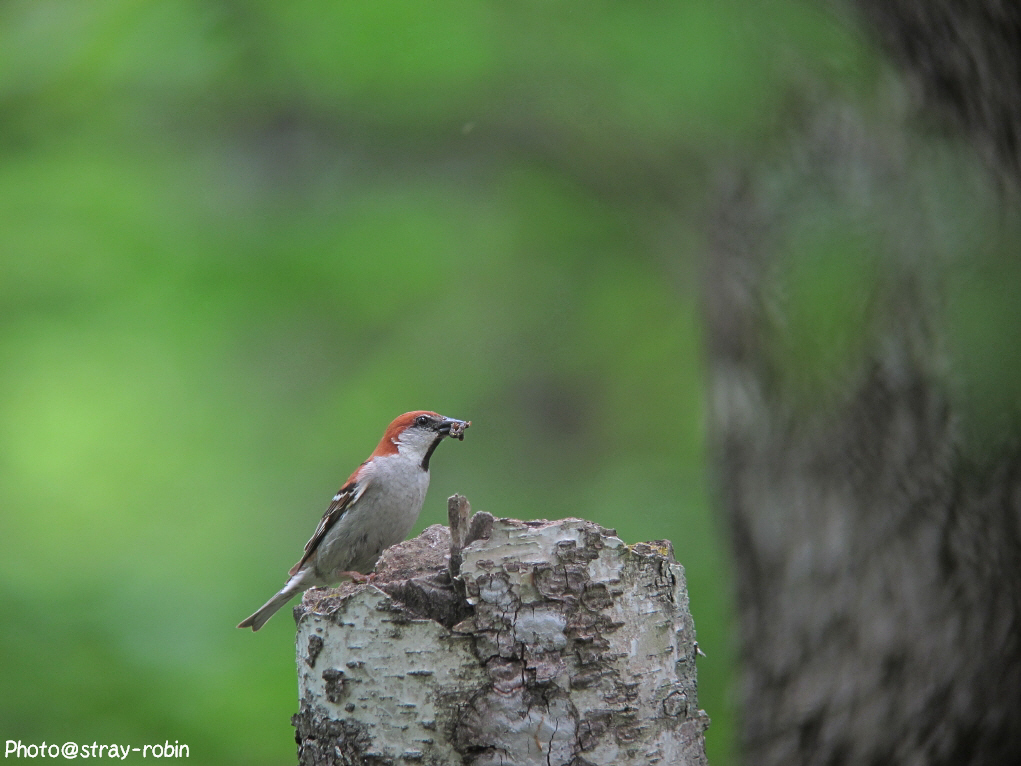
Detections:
338,570,375,584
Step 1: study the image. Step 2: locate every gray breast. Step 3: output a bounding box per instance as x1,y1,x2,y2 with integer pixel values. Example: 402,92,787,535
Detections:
314,455,429,579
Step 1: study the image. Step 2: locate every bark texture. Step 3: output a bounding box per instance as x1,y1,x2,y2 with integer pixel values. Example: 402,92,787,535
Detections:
853,0,1021,186
704,101,1021,765
701,1,1021,762
292,502,708,766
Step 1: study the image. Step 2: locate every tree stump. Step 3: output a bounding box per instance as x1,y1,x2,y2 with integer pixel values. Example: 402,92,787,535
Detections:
292,496,709,766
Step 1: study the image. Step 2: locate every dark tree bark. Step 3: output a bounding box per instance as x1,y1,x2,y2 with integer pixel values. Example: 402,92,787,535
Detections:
704,63,1021,766
854,0,1021,187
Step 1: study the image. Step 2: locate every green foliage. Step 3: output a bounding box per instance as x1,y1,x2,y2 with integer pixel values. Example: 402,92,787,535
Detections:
772,218,883,403
6,1,1001,764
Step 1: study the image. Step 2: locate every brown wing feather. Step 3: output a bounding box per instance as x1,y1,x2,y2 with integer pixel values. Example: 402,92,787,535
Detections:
287,473,363,576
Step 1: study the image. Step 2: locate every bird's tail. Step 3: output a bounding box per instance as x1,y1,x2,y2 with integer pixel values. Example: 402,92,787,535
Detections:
237,572,312,631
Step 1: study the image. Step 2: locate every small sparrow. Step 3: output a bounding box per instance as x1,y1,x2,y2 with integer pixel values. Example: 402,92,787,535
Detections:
238,410,470,631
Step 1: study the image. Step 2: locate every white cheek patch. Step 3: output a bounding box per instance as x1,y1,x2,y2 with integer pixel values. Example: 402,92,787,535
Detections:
396,429,433,455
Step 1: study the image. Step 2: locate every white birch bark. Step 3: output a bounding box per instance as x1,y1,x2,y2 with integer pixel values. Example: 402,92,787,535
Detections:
293,499,709,766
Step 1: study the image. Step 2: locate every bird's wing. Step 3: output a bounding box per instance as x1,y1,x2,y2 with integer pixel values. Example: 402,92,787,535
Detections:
288,464,370,576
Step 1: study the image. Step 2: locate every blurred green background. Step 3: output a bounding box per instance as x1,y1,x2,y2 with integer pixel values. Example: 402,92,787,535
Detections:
4,1,1016,764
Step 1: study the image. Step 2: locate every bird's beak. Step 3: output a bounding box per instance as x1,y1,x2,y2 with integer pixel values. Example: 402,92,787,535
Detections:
437,417,470,440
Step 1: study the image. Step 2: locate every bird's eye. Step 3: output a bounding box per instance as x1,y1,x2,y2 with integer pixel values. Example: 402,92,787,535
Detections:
415,415,430,427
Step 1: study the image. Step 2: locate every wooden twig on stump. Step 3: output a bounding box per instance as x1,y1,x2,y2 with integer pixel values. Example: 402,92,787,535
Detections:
292,495,709,765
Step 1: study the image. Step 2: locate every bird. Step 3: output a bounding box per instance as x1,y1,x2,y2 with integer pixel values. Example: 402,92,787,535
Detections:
238,410,470,631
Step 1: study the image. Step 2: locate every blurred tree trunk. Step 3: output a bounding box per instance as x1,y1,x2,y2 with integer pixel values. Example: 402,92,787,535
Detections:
292,503,709,766
855,0,1021,186
705,4,1021,763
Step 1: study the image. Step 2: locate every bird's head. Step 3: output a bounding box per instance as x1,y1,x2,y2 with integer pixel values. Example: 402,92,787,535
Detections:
376,410,470,469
